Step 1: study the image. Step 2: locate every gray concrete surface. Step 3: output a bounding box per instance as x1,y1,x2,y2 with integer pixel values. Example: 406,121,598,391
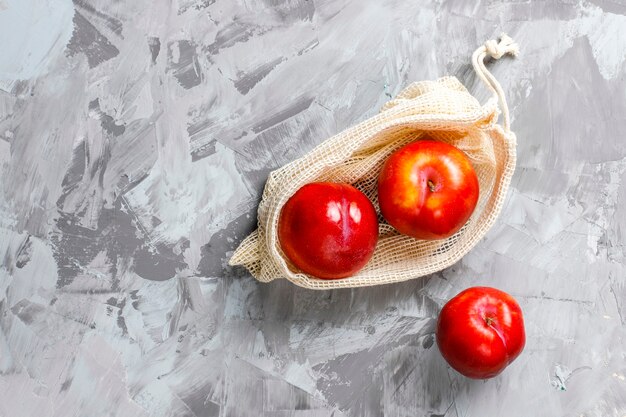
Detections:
1,0,626,416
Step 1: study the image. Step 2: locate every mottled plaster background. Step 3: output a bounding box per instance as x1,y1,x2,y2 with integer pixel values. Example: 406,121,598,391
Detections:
1,0,626,416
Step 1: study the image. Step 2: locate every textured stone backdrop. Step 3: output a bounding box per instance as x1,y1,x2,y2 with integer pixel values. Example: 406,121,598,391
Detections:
1,0,626,416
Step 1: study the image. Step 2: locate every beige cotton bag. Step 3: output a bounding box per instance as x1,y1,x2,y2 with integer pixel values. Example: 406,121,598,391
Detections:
229,34,519,290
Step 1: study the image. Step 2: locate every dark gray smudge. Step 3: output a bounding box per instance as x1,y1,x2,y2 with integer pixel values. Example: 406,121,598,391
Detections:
167,40,202,89
72,0,124,37
88,99,126,136
233,57,285,95
206,21,255,55
66,11,120,68
15,235,33,269
116,297,128,335
148,37,161,64
11,299,46,325
61,140,88,190
59,378,73,392
197,210,256,277
191,138,217,162
51,199,186,288
187,116,215,139
134,242,187,281
422,334,435,349
251,96,314,133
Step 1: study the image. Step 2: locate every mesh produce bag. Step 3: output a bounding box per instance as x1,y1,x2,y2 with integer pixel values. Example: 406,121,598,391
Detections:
229,35,519,290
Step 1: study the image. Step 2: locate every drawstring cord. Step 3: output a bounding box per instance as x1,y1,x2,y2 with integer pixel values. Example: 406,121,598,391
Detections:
472,34,519,133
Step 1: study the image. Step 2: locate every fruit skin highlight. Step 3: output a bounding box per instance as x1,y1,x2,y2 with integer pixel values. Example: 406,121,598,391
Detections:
436,286,526,379
278,182,379,279
378,140,479,240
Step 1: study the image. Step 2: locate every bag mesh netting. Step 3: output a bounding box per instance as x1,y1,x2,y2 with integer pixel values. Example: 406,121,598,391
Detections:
229,34,519,290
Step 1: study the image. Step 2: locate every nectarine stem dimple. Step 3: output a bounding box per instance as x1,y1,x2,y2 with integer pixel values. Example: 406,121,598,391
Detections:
485,316,494,326
427,180,436,192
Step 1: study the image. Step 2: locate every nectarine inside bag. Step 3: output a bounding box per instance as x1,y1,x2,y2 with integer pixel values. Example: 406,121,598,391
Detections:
229,35,519,289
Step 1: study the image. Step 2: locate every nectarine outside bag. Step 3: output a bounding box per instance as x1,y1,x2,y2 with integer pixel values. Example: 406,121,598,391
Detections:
229,35,519,290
